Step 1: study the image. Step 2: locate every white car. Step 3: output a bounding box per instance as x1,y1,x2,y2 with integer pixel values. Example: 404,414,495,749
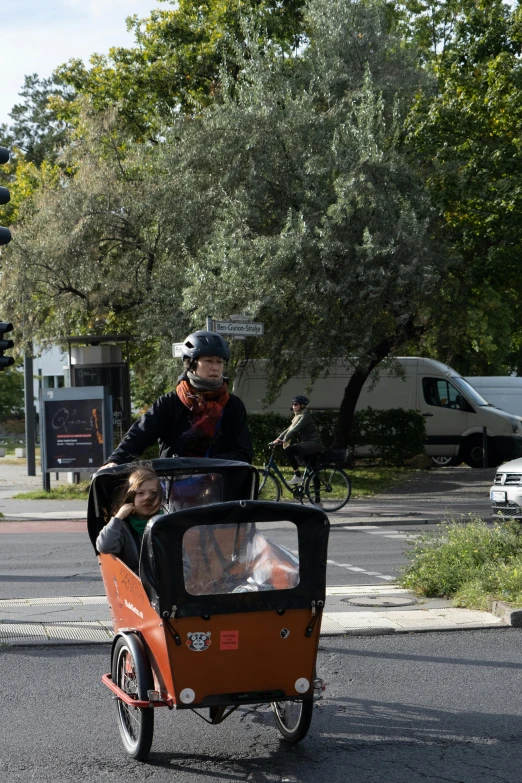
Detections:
490,457,522,517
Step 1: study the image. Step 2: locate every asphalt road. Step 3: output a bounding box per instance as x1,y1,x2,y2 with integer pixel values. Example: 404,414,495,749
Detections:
0,523,428,599
0,465,499,599
1,629,521,782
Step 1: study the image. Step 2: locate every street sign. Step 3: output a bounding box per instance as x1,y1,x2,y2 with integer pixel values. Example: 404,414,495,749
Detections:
172,343,184,358
214,321,264,337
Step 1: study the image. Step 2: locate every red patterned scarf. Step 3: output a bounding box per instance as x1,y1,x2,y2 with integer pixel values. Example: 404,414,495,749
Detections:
176,380,230,457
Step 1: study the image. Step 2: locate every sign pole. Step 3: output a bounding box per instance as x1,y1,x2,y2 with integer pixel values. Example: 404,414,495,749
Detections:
206,315,213,331
24,346,36,476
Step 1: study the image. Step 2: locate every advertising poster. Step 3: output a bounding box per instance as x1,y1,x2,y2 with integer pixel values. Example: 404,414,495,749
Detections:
44,398,105,470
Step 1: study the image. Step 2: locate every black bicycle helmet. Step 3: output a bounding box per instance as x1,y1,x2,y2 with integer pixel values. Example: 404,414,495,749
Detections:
292,395,309,406
182,330,230,362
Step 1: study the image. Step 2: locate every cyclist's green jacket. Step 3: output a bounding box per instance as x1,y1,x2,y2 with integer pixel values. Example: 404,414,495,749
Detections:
278,409,323,453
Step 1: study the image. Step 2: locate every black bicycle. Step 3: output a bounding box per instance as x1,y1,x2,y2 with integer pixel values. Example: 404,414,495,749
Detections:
257,447,351,512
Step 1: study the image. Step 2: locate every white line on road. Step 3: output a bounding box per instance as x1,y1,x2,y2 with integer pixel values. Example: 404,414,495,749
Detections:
327,558,394,581
343,526,420,541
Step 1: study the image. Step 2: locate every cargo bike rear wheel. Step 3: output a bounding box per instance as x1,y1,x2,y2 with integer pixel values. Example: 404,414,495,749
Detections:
271,698,313,742
112,636,154,760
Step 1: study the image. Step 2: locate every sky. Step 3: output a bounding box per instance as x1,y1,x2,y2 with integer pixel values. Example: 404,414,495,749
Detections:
0,0,164,126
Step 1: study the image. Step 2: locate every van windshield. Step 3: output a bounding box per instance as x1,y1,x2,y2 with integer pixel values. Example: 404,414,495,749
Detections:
451,377,491,407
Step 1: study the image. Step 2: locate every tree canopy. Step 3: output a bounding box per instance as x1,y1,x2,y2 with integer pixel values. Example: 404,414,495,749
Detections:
1,0,452,443
54,0,307,139
403,0,522,375
3,0,522,441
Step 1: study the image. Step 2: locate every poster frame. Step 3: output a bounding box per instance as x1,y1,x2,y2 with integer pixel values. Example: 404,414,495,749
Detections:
40,386,113,473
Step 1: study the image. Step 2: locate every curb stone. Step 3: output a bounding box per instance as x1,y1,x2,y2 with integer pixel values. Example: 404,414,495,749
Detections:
490,600,522,627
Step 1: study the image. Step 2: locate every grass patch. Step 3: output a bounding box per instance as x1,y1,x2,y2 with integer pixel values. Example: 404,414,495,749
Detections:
255,464,412,500
13,482,90,501
349,467,413,498
399,517,522,610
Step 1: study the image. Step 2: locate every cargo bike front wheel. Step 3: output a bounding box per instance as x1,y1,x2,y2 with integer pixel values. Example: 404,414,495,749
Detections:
271,698,313,742
112,636,154,760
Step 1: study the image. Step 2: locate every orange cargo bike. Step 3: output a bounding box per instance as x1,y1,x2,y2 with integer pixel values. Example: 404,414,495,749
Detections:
88,458,330,761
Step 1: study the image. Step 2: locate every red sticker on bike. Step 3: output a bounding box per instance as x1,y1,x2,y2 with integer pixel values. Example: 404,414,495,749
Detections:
220,630,239,650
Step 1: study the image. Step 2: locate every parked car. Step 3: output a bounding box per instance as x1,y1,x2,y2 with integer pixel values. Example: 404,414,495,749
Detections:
490,458,522,518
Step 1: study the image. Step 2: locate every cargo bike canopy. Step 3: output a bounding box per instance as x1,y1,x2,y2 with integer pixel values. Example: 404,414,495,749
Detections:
87,457,258,547
88,458,329,619
140,500,328,619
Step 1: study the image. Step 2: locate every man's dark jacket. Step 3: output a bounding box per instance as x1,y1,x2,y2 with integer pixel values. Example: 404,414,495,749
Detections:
107,391,253,464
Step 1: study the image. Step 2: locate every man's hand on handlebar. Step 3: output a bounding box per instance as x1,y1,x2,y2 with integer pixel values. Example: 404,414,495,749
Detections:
270,439,284,447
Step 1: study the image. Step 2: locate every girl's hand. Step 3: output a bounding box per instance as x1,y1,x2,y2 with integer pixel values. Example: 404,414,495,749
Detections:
115,503,134,519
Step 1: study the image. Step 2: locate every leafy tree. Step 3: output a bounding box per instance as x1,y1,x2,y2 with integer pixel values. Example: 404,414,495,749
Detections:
0,362,24,420
402,0,522,374
3,0,450,447
0,107,188,355
0,74,75,167
160,0,450,445
0,74,73,236
55,0,306,139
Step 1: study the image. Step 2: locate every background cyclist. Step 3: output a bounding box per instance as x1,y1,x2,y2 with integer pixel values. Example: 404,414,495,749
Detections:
270,395,323,485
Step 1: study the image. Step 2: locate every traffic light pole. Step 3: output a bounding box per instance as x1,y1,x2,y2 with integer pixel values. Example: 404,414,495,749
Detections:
24,348,36,476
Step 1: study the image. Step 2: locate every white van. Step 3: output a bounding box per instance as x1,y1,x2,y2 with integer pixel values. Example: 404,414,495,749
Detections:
234,357,522,468
465,376,522,418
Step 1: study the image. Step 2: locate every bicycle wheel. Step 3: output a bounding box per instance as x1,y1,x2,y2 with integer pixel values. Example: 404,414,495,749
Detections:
271,699,313,742
257,471,281,501
112,636,154,761
304,467,351,512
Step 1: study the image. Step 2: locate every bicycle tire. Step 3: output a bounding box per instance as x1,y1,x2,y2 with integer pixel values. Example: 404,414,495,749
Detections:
257,471,281,501
271,698,313,742
304,467,351,512
112,637,154,761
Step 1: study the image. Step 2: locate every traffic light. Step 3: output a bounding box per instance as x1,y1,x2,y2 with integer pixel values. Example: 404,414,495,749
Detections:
0,147,11,246
0,322,14,370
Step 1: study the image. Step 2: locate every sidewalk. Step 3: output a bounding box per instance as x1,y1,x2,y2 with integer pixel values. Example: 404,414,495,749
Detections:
0,464,497,524
0,584,506,647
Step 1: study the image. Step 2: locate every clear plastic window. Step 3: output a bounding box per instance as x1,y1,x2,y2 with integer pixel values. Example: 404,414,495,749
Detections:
161,473,224,512
183,521,300,595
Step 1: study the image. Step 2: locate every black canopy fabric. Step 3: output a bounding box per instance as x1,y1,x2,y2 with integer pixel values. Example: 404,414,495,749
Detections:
140,501,329,619
87,458,258,551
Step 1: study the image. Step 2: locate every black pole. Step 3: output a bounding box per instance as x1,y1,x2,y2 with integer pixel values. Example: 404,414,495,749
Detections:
482,426,488,469
24,347,36,476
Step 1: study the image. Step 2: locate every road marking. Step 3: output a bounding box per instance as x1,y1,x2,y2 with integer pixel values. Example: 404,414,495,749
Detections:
327,558,394,581
343,526,420,541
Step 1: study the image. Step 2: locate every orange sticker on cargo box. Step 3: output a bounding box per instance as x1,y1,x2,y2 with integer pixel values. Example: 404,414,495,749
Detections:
220,630,239,650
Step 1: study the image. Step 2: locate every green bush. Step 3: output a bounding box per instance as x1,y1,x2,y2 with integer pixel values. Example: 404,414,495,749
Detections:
248,407,425,466
400,518,522,606
247,412,289,465
351,407,426,466
0,362,24,420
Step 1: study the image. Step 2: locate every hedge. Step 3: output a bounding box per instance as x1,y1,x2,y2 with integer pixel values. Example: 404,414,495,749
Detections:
132,407,426,467
248,407,426,467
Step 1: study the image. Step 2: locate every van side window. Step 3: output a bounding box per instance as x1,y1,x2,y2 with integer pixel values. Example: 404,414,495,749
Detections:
422,378,464,410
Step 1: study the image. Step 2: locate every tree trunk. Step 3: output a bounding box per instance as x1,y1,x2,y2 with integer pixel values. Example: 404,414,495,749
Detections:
331,317,425,450
332,364,378,449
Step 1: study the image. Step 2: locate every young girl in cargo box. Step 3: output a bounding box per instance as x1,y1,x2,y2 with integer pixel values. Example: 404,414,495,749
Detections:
96,465,163,573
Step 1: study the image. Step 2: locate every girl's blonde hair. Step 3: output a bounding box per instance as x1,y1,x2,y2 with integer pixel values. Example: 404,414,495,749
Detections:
112,465,163,516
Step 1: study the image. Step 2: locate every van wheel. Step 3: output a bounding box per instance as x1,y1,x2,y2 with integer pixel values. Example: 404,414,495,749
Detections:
431,456,461,467
462,437,490,469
